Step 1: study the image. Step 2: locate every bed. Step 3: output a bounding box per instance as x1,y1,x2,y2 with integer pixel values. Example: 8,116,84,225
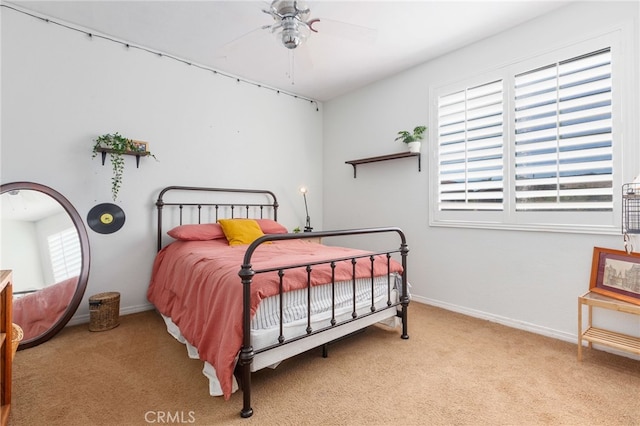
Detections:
147,186,409,418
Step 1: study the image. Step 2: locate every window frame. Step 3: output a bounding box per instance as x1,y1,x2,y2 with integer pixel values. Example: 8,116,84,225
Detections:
429,29,634,235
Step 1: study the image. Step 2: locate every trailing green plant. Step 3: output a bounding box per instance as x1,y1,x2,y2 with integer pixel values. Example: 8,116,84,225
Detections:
395,125,427,144
92,132,154,201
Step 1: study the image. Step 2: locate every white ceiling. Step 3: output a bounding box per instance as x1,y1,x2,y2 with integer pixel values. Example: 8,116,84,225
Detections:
1,189,65,221
7,1,569,101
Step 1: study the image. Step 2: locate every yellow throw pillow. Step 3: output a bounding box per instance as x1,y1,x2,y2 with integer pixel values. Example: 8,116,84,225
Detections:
218,219,266,246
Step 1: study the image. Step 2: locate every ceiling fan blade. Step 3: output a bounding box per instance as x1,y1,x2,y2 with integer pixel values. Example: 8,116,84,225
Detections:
215,26,268,58
311,18,377,44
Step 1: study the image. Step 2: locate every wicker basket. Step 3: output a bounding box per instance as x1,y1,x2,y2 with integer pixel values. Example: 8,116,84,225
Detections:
89,292,120,332
11,323,23,359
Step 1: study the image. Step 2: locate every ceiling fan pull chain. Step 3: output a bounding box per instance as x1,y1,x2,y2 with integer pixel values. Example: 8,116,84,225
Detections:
289,49,295,85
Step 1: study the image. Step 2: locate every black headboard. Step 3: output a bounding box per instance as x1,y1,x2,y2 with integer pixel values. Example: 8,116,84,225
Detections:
155,186,279,251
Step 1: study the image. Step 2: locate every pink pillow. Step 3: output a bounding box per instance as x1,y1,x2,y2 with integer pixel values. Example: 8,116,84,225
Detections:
255,219,288,234
167,223,225,241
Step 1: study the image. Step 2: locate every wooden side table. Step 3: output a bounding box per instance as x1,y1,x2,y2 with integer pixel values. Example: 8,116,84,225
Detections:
578,291,640,361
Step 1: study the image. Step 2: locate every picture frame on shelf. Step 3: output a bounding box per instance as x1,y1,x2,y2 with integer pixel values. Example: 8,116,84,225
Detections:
130,140,149,153
590,247,640,305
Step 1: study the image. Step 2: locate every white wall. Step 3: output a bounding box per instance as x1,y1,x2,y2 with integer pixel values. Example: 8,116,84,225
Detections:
0,219,44,289
323,1,640,349
1,7,324,321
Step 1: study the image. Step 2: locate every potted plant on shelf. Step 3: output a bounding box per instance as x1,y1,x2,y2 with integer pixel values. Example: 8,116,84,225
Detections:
91,132,155,201
395,125,427,153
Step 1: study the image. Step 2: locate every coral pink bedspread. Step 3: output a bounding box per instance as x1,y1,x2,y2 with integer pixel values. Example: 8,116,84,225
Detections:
13,276,78,340
147,238,403,398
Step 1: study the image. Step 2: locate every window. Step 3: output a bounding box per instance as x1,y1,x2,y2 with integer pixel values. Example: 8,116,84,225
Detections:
514,49,612,212
431,33,630,234
48,227,81,282
437,79,504,211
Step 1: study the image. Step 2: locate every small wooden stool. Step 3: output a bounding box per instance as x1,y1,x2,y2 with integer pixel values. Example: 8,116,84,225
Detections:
89,292,120,331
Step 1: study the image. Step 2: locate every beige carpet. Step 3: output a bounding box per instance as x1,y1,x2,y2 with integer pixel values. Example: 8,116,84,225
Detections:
9,302,640,426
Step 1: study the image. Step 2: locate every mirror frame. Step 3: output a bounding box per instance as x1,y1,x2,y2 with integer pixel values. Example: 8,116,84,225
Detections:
1,182,90,349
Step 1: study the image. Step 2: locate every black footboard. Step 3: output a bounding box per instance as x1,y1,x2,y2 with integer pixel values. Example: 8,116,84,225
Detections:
238,228,409,418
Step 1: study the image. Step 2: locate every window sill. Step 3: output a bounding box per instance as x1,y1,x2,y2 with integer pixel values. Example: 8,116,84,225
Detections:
429,219,620,235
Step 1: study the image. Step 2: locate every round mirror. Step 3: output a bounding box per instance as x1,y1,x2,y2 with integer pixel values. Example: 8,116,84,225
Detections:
1,182,90,349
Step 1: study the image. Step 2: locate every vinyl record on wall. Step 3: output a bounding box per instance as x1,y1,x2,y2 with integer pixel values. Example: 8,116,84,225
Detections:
87,203,125,234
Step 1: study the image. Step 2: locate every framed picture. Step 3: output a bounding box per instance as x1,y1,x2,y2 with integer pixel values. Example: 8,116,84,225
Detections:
590,247,640,305
130,140,149,153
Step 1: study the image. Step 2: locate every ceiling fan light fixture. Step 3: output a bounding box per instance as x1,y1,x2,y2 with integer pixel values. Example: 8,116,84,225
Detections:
277,17,309,49
281,29,302,49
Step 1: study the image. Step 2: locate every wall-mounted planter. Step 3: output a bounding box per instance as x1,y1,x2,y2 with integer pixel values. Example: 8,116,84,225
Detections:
92,133,156,201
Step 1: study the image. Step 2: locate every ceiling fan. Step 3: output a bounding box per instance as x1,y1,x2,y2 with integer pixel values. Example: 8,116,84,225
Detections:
219,1,376,55
262,0,319,50
217,1,376,84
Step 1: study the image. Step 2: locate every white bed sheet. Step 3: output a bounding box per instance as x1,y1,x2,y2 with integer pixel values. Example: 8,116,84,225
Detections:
160,273,404,396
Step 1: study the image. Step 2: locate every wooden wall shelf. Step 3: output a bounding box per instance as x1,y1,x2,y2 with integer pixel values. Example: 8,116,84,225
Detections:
345,152,421,178
96,147,150,168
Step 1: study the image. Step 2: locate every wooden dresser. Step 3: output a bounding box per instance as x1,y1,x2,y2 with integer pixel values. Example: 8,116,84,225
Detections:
0,270,12,426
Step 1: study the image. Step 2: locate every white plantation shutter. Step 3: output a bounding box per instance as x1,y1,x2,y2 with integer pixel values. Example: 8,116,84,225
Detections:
431,31,629,232
48,227,81,282
437,80,504,211
514,48,613,211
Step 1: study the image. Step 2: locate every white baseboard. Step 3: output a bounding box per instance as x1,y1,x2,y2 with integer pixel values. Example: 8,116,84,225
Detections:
67,302,155,327
64,297,639,361
411,295,640,361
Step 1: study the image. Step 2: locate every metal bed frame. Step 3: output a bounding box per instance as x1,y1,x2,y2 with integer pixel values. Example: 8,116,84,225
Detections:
155,186,409,418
